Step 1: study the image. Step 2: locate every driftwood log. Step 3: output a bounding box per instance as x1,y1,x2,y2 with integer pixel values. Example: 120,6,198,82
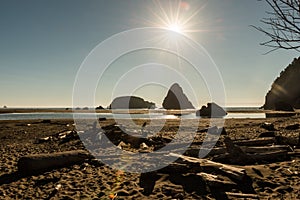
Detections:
223,137,289,164
169,153,247,181
196,145,292,156
288,149,300,156
225,192,259,199
213,150,289,164
197,172,237,189
18,150,92,174
251,150,288,160
233,137,276,146
241,145,292,153
276,136,299,146
224,137,255,165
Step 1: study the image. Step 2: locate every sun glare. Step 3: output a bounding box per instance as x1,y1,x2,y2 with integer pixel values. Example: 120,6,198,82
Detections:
167,23,183,33
144,0,206,36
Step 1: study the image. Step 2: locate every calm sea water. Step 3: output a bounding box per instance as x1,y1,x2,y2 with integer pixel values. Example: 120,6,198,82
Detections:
0,107,265,120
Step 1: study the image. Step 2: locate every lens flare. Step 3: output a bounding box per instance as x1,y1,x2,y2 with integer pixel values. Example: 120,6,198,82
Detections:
143,0,208,36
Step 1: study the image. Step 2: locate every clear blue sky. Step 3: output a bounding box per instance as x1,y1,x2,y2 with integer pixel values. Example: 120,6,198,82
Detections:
0,0,299,108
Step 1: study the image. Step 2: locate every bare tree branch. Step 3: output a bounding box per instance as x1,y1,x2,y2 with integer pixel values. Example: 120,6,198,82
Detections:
253,0,300,53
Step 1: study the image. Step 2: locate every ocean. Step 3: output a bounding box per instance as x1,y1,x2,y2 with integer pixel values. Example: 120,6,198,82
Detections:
0,107,265,120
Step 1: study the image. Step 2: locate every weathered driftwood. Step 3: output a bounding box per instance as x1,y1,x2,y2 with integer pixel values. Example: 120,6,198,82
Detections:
169,153,247,181
158,162,193,174
185,147,228,157
18,150,92,174
260,122,276,131
241,145,292,153
275,136,299,146
197,172,236,188
224,138,289,163
213,150,288,163
225,192,259,199
233,137,275,146
198,145,292,156
35,136,53,144
218,137,288,163
224,137,255,165
288,149,300,156
250,150,288,161
58,130,79,144
258,131,275,138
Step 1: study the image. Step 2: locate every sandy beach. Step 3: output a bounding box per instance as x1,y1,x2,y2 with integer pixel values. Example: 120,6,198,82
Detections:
2,0,300,199
0,116,299,199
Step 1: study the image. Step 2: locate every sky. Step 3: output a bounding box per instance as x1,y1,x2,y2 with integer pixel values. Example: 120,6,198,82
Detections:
0,0,299,108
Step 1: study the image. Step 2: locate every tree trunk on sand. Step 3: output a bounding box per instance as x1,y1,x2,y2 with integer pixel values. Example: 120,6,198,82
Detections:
18,150,92,174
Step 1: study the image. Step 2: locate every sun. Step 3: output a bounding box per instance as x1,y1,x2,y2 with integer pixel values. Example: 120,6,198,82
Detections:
167,23,183,33
144,0,205,36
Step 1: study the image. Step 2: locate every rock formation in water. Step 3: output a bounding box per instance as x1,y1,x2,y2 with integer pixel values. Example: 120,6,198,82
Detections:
95,105,104,110
162,83,194,109
196,102,227,118
109,96,155,109
263,57,300,110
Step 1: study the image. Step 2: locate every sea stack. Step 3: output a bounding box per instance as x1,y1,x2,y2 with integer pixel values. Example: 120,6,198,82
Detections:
109,96,155,109
162,83,194,109
196,102,227,118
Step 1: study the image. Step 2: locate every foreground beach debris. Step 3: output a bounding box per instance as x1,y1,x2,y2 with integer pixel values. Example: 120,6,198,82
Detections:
0,118,299,199
18,150,92,174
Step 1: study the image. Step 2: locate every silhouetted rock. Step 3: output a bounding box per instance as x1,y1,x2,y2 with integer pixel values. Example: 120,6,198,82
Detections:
95,105,104,110
162,83,194,109
196,102,227,118
263,57,300,110
109,96,155,109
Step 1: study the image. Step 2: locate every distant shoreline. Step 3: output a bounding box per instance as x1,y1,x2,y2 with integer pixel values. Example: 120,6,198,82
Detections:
0,108,299,115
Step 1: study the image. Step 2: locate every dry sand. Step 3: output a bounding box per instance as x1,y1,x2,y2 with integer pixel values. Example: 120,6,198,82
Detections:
0,117,299,199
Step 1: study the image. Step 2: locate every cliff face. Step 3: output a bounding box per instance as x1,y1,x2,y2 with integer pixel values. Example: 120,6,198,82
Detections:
162,83,194,109
264,57,300,110
109,96,155,109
